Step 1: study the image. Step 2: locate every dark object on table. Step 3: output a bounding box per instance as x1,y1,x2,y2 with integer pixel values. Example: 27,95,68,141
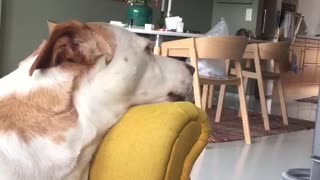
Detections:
129,19,134,28
127,3,152,27
236,28,255,39
236,28,248,37
185,30,201,34
156,11,165,28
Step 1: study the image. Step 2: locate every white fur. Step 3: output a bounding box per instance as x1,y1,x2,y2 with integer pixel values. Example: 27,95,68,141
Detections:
0,24,193,180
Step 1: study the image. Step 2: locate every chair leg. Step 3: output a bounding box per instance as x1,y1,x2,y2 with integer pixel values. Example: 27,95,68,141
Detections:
256,77,271,130
274,62,289,126
215,59,231,122
277,79,288,125
189,49,202,109
208,85,214,109
253,56,271,131
193,82,202,109
191,75,202,109
235,61,251,144
153,47,161,55
238,77,249,117
215,85,226,123
201,84,209,111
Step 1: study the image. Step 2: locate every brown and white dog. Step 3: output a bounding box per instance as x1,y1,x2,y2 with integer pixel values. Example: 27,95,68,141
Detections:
0,21,194,180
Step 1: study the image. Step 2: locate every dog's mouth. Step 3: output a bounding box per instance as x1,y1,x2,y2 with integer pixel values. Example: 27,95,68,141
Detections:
167,92,186,102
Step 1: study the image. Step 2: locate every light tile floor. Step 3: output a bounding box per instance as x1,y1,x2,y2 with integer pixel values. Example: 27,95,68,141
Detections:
191,130,314,180
191,67,319,180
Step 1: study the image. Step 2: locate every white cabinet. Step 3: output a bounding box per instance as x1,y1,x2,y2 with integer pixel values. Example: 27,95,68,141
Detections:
304,48,318,64
291,38,306,68
304,39,319,64
295,37,320,66
317,50,320,64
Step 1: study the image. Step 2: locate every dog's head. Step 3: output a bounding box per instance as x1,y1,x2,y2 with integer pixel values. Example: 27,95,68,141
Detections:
29,21,194,106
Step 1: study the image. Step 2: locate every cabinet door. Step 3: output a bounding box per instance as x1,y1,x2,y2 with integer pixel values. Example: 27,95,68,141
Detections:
304,48,318,64
291,46,304,67
295,38,306,46
317,51,320,64
306,39,319,48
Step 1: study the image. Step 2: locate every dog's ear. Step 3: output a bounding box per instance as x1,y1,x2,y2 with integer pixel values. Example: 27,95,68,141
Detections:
47,20,58,35
29,21,103,76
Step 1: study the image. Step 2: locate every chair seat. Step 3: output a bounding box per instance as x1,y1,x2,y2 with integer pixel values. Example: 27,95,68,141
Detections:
200,75,240,85
262,71,280,80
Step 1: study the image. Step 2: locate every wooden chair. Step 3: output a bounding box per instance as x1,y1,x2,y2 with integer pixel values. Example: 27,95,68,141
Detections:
161,36,251,144
221,42,290,131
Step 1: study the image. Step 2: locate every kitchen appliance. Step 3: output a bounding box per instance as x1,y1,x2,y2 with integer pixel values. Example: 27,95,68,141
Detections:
211,0,299,40
257,0,282,40
310,87,320,179
281,0,299,22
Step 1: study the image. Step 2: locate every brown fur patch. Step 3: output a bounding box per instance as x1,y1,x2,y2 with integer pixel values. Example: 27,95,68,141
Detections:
30,21,116,76
0,84,77,143
1,60,96,143
1,21,117,143
29,21,117,93
87,23,116,64
29,21,91,75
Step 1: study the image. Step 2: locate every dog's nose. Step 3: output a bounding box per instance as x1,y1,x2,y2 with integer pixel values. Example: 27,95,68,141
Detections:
185,64,195,75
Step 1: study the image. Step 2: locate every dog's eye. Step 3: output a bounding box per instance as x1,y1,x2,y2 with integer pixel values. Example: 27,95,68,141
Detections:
144,44,152,54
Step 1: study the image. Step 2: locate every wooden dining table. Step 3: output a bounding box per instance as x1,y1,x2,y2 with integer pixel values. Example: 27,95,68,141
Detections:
127,27,203,55
161,38,267,60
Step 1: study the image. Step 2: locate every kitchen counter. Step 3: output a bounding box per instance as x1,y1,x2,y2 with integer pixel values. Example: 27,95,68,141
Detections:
297,35,320,40
293,35,320,67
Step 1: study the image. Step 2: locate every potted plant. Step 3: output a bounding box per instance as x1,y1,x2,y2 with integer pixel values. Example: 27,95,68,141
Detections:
127,0,153,27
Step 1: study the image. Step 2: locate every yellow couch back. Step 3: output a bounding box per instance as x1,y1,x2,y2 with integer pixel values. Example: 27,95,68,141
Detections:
90,102,210,180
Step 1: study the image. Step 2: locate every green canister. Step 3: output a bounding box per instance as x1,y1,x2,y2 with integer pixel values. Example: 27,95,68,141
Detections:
127,3,153,27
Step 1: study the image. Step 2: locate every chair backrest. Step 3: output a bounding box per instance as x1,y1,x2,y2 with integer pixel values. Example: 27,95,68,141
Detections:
257,42,290,61
194,36,248,60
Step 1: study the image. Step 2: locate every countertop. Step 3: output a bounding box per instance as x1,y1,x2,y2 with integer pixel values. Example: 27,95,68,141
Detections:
297,35,320,40
126,27,204,38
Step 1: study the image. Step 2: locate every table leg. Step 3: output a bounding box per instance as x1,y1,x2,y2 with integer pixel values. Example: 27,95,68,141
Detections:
153,35,163,55
265,60,275,114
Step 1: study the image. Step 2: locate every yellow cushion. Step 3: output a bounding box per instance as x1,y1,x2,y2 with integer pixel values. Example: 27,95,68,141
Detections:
90,102,210,180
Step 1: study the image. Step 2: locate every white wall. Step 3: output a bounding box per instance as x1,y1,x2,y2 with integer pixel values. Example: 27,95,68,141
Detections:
298,0,320,35
0,0,213,76
0,0,125,76
211,0,261,35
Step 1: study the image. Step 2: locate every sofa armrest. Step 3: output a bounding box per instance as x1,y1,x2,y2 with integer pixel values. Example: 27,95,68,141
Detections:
90,102,210,180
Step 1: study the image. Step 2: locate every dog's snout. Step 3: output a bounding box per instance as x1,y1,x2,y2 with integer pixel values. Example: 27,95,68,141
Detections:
185,64,195,75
